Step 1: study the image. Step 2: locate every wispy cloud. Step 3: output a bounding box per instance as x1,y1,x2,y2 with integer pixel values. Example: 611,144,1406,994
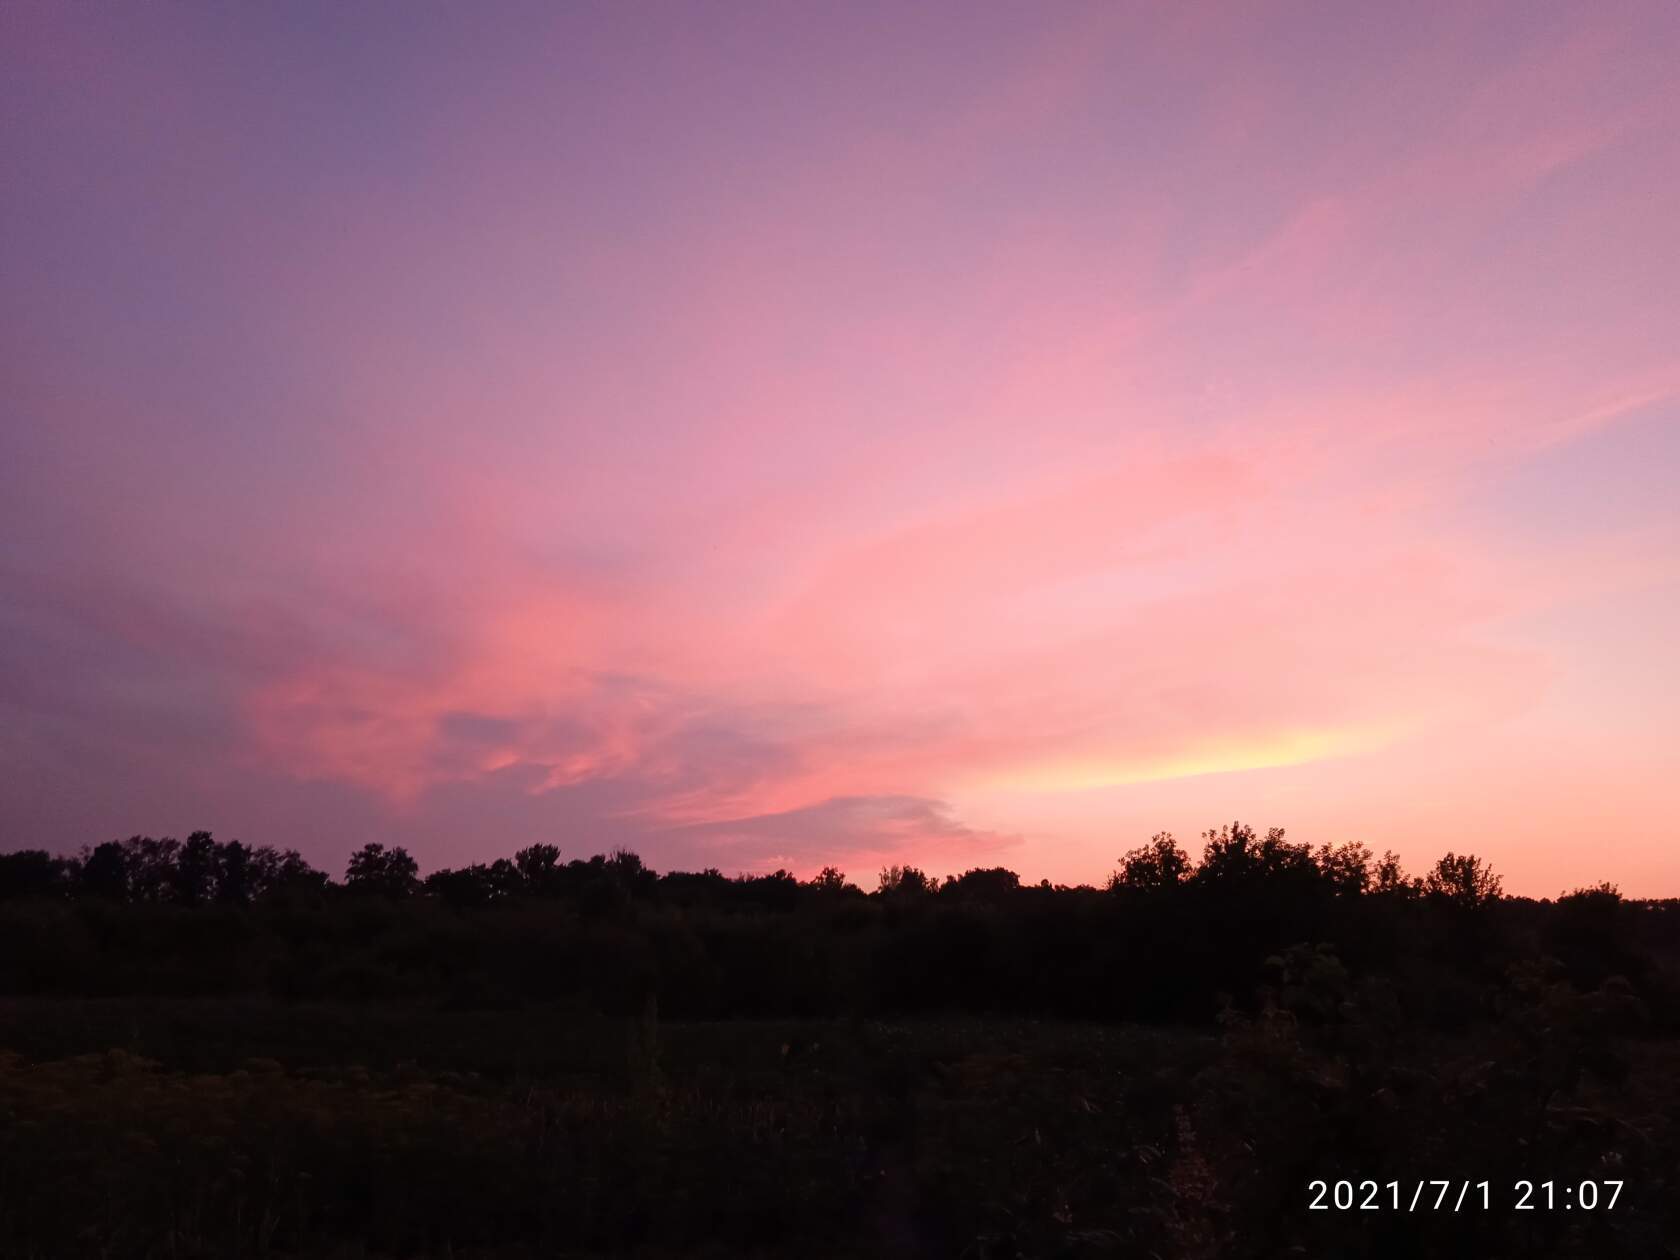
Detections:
3,1,1677,891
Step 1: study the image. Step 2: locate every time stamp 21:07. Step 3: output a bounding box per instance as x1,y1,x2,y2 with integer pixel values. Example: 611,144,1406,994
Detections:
1308,1180,1625,1212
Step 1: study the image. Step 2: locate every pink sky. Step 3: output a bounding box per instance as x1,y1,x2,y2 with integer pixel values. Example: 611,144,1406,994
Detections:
3,2,1678,894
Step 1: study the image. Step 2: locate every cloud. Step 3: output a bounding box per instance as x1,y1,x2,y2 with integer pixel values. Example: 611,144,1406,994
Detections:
3,3,1678,892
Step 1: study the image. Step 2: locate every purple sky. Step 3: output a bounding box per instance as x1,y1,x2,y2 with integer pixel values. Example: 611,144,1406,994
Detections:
3,2,1678,893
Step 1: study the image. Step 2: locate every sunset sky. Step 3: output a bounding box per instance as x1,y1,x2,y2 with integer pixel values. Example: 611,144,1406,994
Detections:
4,2,1678,894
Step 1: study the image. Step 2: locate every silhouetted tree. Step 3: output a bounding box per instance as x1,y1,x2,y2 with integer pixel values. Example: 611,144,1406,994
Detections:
1424,851,1502,908
174,831,218,906
1562,880,1621,906
249,845,328,898
877,864,937,897
121,836,180,902
1112,833,1192,890
1195,823,1314,888
1371,849,1416,897
605,848,657,898
0,849,68,900
216,840,252,905
944,866,1021,903
78,840,130,900
1312,841,1373,896
514,843,563,894
426,864,503,909
658,867,732,908
486,857,521,897
345,843,419,897
736,869,802,911
1547,881,1647,992
807,866,850,894
10,823,1658,1044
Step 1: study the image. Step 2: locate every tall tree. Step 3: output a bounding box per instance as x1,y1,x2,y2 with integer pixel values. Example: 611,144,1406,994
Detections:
345,843,419,897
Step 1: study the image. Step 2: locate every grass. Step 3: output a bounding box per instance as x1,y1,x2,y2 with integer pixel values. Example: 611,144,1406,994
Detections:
0,998,1673,1258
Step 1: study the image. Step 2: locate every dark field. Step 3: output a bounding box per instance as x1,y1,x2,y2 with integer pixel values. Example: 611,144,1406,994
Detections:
3,997,1678,1259
3,833,1679,1257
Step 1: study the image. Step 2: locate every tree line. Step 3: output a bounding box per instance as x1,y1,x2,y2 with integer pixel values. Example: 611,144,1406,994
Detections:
0,822,1509,908
1,823,1673,1029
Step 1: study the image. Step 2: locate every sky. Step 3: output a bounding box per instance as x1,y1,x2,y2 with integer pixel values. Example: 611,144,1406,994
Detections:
3,2,1678,895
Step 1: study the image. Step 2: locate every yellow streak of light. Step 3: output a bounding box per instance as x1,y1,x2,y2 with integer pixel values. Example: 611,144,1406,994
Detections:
987,726,1388,795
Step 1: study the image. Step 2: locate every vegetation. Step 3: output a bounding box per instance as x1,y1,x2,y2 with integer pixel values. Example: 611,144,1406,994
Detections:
1,824,1677,1257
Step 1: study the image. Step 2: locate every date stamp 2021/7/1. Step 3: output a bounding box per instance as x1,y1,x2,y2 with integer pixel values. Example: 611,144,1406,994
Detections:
1308,1180,1624,1213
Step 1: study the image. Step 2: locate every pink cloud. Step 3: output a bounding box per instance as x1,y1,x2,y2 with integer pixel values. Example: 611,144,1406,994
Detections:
4,2,1678,892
